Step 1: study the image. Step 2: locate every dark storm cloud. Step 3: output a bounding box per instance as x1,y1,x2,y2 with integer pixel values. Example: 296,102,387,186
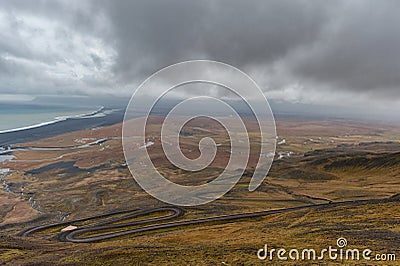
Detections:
100,0,333,82
95,0,400,101
1,0,400,104
289,0,400,96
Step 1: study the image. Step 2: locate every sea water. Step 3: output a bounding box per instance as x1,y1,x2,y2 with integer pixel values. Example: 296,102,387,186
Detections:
0,103,101,133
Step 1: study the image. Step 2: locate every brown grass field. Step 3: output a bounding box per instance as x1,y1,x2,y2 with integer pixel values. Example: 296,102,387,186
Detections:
0,116,399,265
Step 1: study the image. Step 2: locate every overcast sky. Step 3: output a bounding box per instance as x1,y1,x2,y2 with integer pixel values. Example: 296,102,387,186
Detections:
1,0,400,110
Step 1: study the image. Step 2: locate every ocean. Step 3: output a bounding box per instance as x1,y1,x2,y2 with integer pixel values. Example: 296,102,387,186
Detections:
0,103,102,133
0,103,124,146
0,102,125,166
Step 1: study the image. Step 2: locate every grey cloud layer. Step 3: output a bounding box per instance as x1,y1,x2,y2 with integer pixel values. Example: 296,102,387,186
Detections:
1,0,399,103
102,0,332,83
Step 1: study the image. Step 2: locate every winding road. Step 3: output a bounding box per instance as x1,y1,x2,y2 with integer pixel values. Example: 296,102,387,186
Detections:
20,195,399,243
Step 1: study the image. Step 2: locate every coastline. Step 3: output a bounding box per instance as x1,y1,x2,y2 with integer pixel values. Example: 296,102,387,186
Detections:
0,106,106,134
0,107,124,146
